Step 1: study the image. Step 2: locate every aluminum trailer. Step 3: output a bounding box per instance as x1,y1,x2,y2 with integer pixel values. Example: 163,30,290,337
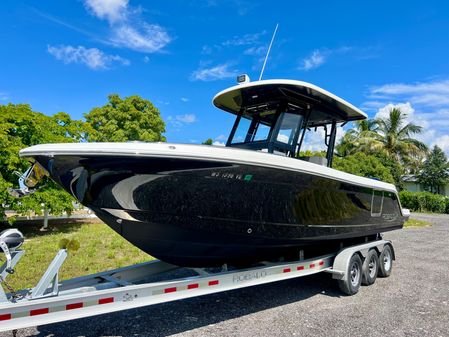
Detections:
0,229,395,333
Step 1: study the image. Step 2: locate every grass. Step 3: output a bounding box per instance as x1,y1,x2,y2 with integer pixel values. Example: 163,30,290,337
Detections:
404,218,431,227
1,222,152,290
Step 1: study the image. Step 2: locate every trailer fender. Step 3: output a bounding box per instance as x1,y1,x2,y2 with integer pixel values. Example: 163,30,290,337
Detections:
330,240,393,281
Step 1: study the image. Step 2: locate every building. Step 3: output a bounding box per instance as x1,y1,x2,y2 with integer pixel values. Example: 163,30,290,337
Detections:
402,175,449,197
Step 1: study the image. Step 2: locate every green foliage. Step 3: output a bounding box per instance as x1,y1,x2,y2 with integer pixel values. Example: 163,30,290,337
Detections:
298,150,326,157
202,138,213,145
418,145,449,194
335,119,379,157
0,103,91,221
336,108,428,176
333,152,395,184
85,94,166,142
372,151,405,190
373,108,428,165
399,190,448,213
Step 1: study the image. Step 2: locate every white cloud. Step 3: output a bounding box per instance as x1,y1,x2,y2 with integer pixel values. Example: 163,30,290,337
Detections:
143,56,150,63
301,126,346,152
47,45,129,70
84,0,128,23
0,92,9,101
83,0,171,53
212,141,225,146
180,97,189,102
201,45,213,55
243,45,267,56
433,135,449,153
299,50,325,71
215,134,227,141
190,63,238,81
363,79,449,155
110,23,171,53
370,80,449,107
175,114,196,123
222,31,266,47
375,102,415,120
298,46,373,72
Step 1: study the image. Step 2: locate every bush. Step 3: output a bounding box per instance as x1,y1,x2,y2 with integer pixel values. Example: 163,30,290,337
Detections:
333,152,395,184
399,191,448,213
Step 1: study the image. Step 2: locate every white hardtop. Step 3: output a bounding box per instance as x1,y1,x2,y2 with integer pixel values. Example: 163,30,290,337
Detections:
20,142,397,194
213,79,367,124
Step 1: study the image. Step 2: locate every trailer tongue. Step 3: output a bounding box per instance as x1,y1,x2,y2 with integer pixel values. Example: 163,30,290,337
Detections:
0,229,395,332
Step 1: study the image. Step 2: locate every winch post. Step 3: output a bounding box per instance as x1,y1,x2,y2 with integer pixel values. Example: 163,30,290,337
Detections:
30,249,68,299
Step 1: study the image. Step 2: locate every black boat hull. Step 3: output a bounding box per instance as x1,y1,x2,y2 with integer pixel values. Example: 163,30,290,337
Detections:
32,154,405,267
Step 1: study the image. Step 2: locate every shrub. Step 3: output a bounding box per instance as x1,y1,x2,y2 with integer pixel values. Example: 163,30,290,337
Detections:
333,152,395,184
399,191,447,213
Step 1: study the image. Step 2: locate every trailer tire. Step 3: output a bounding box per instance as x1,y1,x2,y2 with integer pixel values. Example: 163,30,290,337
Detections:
378,245,393,277
362,249,378,286
338,253,362,295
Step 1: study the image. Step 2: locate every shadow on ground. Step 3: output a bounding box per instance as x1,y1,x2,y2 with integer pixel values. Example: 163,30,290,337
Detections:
31,273,342,337
0,220,99,239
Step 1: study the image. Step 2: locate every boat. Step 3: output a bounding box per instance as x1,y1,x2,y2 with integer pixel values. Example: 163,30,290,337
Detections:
15,78,407,267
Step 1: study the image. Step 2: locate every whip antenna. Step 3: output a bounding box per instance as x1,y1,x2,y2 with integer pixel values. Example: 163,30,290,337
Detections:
259,23,279,81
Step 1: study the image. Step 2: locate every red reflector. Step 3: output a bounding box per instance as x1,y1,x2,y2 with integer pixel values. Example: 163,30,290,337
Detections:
30,308,49,316
164,287,177,293
187,283,199,289
297,266,304,271
208,280,219,286
319,261,324,266
98,297,114,304
0,314,11,321
309,263,315,268
66,302,83,310
283,268,291,273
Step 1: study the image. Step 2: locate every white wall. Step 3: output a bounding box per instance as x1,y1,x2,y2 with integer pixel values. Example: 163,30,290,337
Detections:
404,182,449,197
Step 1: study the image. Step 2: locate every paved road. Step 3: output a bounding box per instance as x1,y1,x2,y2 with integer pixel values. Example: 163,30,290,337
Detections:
3,213,449,337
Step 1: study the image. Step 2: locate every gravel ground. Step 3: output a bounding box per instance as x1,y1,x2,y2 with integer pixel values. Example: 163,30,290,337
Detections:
2,213,448,337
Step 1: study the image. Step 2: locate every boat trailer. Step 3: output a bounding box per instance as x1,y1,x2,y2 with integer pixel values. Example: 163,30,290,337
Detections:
0,228,395,332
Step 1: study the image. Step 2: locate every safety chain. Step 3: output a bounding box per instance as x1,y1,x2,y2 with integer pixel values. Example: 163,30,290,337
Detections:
0,258,21,301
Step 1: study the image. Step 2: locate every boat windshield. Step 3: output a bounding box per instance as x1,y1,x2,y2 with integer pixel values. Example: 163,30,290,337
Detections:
227,110,306,157
226,108,337,167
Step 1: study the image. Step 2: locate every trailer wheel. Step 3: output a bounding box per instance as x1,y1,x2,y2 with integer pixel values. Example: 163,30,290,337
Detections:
378,245,393,277
362,249,379,286
338,253,362,295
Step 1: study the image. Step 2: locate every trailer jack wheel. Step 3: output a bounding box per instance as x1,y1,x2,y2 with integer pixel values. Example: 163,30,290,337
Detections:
338,254,362,295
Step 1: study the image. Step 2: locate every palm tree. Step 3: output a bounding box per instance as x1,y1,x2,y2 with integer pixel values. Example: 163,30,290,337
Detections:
372,108,428,164
335,119,379,156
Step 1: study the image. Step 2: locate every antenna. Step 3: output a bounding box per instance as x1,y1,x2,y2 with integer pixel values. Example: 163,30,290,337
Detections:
259,23,279,81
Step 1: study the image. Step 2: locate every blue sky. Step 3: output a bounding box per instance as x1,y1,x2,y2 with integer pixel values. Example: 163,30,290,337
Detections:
1,1,449,152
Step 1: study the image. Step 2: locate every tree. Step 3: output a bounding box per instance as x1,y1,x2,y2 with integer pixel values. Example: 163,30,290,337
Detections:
335,119,378,156
202,138,213,145
418,145,449,194
0,103,91,221
85,94,166,142
333,152,395,184
373,151,405,190
372,108,428,165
